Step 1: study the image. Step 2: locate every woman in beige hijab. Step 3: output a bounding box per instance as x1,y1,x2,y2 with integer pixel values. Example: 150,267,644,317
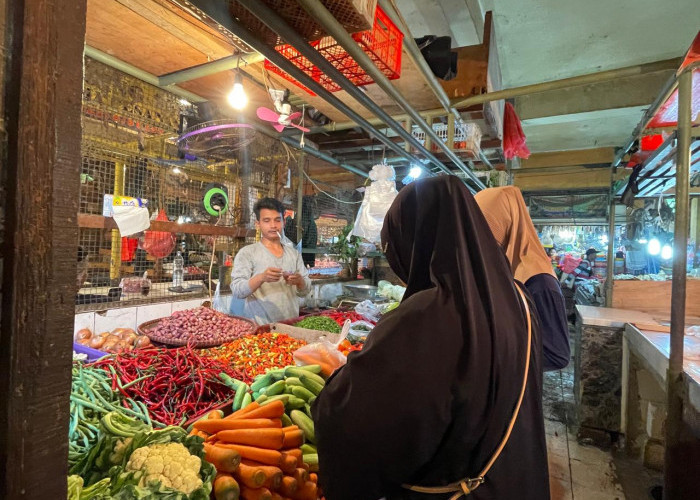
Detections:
475,186,570,371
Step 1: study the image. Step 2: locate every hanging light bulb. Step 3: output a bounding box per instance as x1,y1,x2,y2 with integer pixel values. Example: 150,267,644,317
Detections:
227,72,248,110
648,238,661,256
409,165,423,179
661,244,673,260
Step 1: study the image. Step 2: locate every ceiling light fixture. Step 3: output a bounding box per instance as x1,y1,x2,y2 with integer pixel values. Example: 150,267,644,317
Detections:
227,71,248,110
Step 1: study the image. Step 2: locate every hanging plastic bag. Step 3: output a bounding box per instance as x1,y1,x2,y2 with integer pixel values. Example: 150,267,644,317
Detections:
351,164,398,244
348,320,374,343
140,209,176,258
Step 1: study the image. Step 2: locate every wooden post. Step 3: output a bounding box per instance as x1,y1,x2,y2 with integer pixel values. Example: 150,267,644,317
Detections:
0,0,87,498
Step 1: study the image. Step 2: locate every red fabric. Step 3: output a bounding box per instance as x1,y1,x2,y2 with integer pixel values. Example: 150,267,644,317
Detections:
121,237,139,262
140,209,176,259
502,102,531,160
681,31,700,70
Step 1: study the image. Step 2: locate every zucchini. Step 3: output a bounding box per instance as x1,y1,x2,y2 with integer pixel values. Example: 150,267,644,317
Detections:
232,383,249,411
241,392,252,409
303,453,319,472
281,413,293,427
290,409,315,443
283,377,304,387
260,394,289,406
296,364,322,375
255,394,269,404
300,444,317,455
267,368,286,381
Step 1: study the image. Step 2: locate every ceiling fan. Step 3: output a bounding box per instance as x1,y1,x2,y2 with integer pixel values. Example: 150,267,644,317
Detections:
257,88,310,133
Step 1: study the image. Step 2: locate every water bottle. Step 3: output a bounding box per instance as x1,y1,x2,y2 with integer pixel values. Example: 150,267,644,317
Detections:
172,251,184,287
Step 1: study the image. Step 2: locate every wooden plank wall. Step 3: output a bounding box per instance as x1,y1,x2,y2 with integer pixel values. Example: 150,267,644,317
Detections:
0,0,87,497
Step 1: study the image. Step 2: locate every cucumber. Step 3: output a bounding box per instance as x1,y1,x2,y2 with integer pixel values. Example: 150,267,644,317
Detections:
281,413,293,427
308,396,316,406
290,386,315,402
286,395,306,410
285,367,325,386
290,409,315,443
283,377,304,387
299,374,324,396
255,394,269,404
296,364,322,375
260,394,289,406
265,380,287,396
303,453,319,472
232,384,249,411
241,392,252,408
251,374,273,392
303,403,312,418
267,368,286,381
300,444,317,455
252,391,260,400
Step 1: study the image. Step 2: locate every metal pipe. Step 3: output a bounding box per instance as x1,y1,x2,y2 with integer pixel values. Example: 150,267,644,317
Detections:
297,153,305,243
84,45,207,103
188,0,437,174
664,66,692,499
604,178,616,307
454,58,681,109
229,0,457,178
110,162,125,284
159,52,265,86
296,0,484,187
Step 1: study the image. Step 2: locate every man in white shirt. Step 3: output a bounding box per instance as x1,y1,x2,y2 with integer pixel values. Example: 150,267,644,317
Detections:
230,198,311,324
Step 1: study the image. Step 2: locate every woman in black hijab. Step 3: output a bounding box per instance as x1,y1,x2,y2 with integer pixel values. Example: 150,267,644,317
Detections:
312,176,549,500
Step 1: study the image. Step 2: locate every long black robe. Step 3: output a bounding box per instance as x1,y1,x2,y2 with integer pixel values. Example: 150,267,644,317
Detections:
312,176,549,500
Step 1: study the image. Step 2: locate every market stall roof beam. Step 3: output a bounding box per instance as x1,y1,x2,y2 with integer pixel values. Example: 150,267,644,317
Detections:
158,52,266,87
291,0,483,186
213,0,460,179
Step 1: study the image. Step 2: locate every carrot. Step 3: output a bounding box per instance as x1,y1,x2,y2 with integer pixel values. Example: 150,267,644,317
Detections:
269,493,284,500
239,485,272,500
309,473,317,484
292,467,309,484
283,448,303,462
235,400,285,420
209,410,225,419
291,480,317,500
279,452,298,474
196,418,282,434
233,463,266,489
189,428,209,439
214,473,240,500
217,428,285,450
261,467,283,490
226,402,260,420
218,444,283,467
282,425,299,433
282,429,304,449
278,476,298,497
204,443,242,473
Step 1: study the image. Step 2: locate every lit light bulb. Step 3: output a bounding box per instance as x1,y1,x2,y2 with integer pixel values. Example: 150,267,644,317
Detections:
599,234,609,244
639,238,648,244
409,166,423,179
227,72,248,110
661,244,673,260
172,167,181,174
648,238,661,256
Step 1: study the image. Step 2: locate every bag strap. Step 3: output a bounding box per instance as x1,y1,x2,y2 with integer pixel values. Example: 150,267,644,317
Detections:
402,284,533,499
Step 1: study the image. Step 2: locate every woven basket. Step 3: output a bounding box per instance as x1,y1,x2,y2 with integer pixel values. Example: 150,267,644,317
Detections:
137,315,256,348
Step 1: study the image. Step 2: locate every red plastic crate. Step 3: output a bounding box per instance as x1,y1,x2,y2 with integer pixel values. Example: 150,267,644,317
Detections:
264,6,403,95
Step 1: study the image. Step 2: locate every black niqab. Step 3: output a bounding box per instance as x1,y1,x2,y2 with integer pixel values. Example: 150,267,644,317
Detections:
312,177,549,500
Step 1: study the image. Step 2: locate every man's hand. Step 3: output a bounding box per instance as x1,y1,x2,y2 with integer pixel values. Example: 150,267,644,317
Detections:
284,273,305,289
259,267,283,283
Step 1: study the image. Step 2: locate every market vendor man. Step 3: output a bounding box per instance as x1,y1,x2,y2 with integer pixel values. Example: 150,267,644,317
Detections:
231,197,312,324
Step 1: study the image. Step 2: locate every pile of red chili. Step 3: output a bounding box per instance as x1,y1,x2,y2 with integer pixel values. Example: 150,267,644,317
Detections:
321,310,373,326
91,345,247,426
204,333,307,381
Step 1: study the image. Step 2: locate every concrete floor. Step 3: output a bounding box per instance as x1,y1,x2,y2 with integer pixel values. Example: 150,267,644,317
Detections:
544,341,662,500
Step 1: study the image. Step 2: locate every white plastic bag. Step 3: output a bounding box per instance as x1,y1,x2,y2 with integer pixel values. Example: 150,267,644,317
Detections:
355,300,381,323
351,164,398,244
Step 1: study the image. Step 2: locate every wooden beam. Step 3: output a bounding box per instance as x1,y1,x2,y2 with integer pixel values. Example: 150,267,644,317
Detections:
115,0,233,58
0,0,87,496
78,214,256,238
513,167,628,191
519,148,615,169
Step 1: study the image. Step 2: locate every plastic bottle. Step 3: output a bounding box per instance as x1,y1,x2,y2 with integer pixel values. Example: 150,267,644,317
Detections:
172,251,184,287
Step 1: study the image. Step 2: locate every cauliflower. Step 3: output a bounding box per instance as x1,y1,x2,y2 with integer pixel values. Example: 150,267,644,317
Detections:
125,442,203,494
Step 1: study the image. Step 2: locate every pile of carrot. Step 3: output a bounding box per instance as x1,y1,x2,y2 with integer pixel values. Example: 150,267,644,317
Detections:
191,400,320,500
